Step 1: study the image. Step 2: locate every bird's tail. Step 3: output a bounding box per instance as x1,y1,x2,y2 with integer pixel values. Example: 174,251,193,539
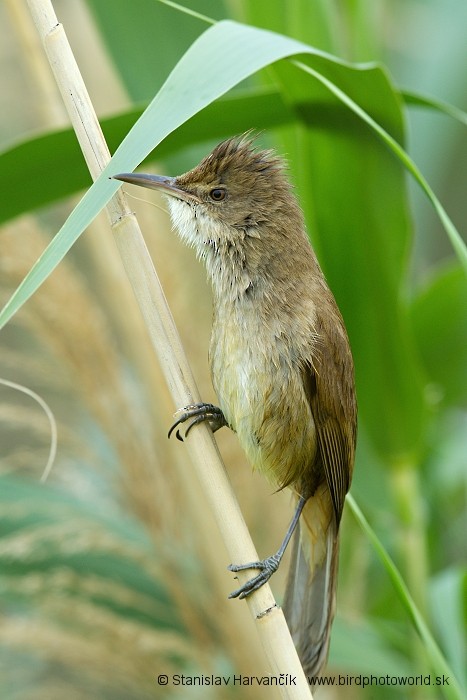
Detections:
283,485,338,678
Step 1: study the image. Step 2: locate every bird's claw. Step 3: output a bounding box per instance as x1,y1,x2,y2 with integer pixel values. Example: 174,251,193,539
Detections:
228,555,280,599
168,403,226,441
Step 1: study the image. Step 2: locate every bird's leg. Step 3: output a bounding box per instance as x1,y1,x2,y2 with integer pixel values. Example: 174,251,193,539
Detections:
168,402,227,442
228,495,307,599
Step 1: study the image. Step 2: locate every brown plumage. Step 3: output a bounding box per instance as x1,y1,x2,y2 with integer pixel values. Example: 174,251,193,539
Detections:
114,134,357,676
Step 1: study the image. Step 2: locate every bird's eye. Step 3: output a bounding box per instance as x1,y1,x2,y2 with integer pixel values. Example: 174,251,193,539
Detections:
209,188,226,201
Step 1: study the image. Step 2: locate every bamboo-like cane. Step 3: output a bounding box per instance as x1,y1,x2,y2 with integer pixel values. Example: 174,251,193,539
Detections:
25,1,314,697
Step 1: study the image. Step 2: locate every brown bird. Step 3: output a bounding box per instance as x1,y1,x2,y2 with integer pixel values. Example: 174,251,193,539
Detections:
114,134,357,676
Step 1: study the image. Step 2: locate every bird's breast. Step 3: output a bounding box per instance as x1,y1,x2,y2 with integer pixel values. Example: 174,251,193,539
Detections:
209,302,317,489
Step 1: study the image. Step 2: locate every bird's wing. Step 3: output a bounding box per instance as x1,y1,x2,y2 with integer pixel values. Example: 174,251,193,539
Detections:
302,310,357,522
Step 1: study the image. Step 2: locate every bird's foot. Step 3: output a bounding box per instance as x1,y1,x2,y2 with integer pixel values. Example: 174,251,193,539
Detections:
168,403,227,441
228,554,281,599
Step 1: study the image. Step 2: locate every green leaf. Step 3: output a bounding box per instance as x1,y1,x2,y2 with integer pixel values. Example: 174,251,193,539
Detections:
401,90,467,126
0,19,464,345
0,88,294,225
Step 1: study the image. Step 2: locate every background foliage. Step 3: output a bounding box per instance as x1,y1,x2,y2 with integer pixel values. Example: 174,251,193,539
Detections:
0,1,466,698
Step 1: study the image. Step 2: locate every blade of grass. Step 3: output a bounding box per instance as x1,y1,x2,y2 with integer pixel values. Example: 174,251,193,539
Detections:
154,0,215,25
0,378,57,483
347,494,464,700
401,90,467,126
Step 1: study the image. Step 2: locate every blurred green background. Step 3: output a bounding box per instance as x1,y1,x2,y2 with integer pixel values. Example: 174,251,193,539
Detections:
0,1,465,698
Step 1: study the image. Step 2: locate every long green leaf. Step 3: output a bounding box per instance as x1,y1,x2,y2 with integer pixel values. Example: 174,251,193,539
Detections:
0,20,464,330
0,88,293,225
401,90,467,126
0,86,463,227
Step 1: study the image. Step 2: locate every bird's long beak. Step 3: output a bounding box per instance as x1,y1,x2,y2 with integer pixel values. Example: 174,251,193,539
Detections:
113,172,200,203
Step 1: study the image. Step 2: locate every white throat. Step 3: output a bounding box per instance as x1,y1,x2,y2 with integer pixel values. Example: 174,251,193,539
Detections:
166,197,253,301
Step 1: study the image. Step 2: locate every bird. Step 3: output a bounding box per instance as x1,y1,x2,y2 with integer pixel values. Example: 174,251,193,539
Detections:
114,133,357,676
